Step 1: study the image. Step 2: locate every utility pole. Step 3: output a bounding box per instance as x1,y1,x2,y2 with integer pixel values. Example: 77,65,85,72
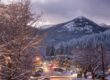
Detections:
100,43,105,80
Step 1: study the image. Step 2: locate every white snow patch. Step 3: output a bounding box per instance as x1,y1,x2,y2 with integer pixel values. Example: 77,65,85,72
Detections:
64,22,93,33
64,21,75,30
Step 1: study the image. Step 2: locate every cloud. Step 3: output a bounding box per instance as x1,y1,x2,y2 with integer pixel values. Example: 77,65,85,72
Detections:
32,0,110,24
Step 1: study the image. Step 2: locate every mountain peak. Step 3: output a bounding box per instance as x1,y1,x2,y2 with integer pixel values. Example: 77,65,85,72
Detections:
62,16,107,32
66,16,98,28
74,16,88,20
73,16,91,23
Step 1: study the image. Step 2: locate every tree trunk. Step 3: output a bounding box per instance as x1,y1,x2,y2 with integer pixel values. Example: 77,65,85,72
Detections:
77,71,82,78
84,71,87,78
91,71,95,80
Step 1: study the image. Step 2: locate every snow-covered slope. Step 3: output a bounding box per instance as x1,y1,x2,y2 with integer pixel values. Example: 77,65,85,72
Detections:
40,16,109,45
99,23,110,28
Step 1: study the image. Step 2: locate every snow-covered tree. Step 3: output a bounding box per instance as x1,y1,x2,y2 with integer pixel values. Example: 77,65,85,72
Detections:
46,45,55,56
71,31,110,79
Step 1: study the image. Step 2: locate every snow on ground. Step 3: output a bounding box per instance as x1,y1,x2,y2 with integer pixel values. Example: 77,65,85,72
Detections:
76,76,110,80
106,76,110,80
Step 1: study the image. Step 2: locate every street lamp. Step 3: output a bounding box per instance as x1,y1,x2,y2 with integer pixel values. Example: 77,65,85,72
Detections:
35,56,40,61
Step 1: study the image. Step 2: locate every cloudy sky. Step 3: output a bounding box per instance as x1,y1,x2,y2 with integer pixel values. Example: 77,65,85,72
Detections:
3,0,110,25
31,0,110,25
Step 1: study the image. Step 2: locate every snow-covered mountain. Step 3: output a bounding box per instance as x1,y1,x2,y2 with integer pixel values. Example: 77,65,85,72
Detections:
40,16,109,46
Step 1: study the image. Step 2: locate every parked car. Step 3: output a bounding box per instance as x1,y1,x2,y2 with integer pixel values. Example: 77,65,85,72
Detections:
36,68,43,73
43,78,50,80
33,68,43,77
95,71,108,79
53,68,65,72
33,72,42,77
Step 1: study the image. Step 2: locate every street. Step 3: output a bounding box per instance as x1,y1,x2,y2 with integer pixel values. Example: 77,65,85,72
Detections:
35,76,77,80
50,77,74,80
